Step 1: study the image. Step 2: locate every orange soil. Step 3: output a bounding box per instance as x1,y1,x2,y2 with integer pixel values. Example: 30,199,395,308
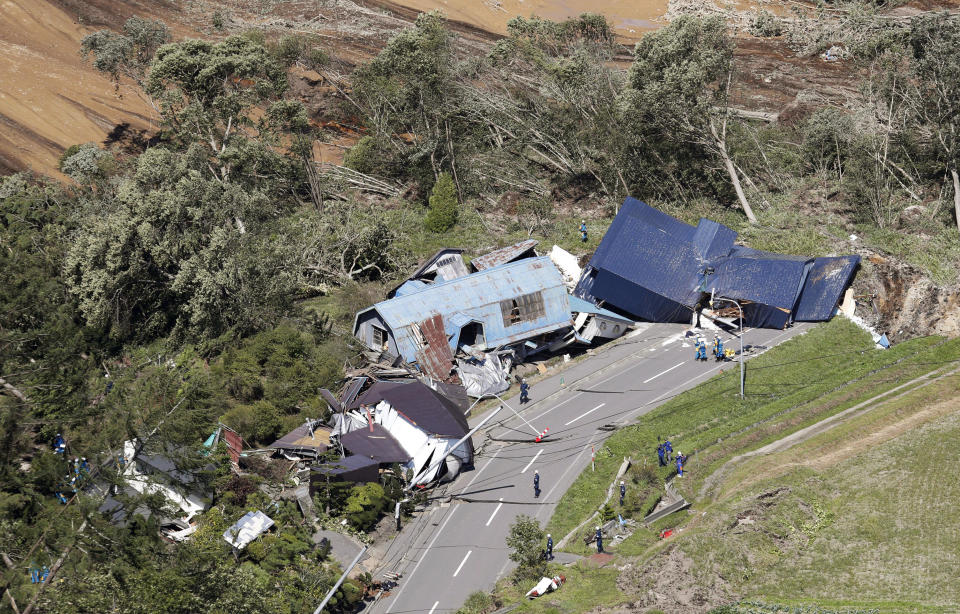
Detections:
0,0,162,175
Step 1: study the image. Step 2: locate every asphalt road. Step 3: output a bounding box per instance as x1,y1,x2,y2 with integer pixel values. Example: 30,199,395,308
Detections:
371,321,810,614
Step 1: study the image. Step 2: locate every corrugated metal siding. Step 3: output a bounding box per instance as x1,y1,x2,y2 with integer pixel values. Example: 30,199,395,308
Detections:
362,257,571,363
471,239,539,271
413,314,459,382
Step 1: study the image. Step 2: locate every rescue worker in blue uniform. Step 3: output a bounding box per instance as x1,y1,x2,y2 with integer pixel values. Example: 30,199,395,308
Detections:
664,439,673,462
695,336,707,361
53,433,66,455
657,443,665,466
533,469,540,498
713,334,724,361
80,457,91,477
579,220,588,242
676,452,685,477
619,480,626,506
30,562,40,584
40,566,49,583
546,534,553,560
520,379,530,404
595,526,604,553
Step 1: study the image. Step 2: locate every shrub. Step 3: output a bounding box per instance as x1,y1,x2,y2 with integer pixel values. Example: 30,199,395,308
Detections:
506,514,546,581
343,482,389,530
749,10,784,37
457,591,496,614
425,172,459,233
344,136,378,175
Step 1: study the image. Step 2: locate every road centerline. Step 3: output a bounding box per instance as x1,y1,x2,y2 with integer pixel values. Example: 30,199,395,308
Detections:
643,362,684,383
563,402,607,426
428,601,439,614
486,498,505,527
452,550,472,577
520,449,543,474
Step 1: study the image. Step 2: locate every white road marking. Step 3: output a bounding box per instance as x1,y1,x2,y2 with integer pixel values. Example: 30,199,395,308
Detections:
643,362,684,383
530,355,651,422
428,601,439,614
486,498,505,526
453,550,472,577
385,446,502,608
520,449,543,474
564,402,606,426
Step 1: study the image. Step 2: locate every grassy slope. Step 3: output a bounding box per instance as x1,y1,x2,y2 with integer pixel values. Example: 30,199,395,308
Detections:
546,318,960,543
494,326,960,613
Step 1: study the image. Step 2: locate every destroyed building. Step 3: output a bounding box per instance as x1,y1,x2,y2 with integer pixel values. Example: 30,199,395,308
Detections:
386,248,469,299
334,380,473,486
354,256,572,380
575,198,860,329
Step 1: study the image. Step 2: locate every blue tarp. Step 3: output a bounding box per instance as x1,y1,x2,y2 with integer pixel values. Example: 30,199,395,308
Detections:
576,198,860,328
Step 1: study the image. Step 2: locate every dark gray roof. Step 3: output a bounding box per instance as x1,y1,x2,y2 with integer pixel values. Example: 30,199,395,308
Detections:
340,424,411,464
350,380,469,437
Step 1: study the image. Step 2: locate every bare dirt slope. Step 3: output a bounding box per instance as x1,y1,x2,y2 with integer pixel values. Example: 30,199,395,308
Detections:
0,0,172,175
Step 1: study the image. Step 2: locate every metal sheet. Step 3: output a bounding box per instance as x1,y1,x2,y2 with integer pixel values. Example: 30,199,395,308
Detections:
794,256,860,321
471,239,539,271
413,314,457,382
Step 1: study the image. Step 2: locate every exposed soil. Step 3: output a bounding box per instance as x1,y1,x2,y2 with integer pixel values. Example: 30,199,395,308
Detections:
610,545,737,613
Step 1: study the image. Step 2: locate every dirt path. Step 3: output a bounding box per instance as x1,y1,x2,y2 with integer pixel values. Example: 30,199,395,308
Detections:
699,365,960,500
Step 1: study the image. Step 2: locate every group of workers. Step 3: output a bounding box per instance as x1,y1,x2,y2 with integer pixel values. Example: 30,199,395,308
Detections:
657,439,673,466
29,563,50,584
50,433,95,504
694,334,729,362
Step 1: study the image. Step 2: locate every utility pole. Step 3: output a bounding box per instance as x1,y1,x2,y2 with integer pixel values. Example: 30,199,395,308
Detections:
710,291,745,399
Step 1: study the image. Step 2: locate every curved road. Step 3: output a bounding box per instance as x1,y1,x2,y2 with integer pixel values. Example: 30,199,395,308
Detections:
370,322,809,614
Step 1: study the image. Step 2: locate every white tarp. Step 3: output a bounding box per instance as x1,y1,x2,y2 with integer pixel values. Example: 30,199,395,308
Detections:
525,575,565,599
223,510,274,549
549,245,582,291
119,440,208,523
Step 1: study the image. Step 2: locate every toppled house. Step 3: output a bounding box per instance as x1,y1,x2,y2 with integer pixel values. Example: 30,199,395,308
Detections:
335,380,473,485
354,256,572,381
269,420,332,460
223,510,274,550
575,198,860,329
551,296,636,351
311,455,381,490
100,440,211,540
470,239,539,271
387,248,469,299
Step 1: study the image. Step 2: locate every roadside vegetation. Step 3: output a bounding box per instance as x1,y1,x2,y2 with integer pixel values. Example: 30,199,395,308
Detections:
2,4,960,613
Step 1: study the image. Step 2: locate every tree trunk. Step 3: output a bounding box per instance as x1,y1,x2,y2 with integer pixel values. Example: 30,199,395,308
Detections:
952,167,960,236
710,120,757,224
0,377,29,404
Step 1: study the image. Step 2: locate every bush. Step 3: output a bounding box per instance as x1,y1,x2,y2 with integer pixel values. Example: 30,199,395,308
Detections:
343,136,379,175
506,514,546,581
749,10,784,37
425,172,459,233
457,591,496,614
343,482,389,530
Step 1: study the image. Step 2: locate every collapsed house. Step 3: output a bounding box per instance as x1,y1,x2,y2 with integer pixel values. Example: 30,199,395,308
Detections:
575,198,860,329
333,380,473,486
386,248,469,299
469,239,539,271
354,256,572,381
100,440,211,541
223,510,275,550
269,420,332,460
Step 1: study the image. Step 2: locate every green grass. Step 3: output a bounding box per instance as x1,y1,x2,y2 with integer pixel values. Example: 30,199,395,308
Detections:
676,384,960,609
545,318,960,542
493,563,625,613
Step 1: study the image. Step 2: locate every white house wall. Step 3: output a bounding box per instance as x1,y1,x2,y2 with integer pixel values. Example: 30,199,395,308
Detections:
373,400,470,485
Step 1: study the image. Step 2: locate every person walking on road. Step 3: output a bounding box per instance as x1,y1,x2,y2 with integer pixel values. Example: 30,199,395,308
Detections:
533,470,540,498
520,379,530,404
619,480,626,506
546,534,553,560
595,526,604,553
713,334,724,361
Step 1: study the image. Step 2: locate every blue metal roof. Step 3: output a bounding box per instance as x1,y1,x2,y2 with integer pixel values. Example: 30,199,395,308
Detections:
357,257,571,363
576,198,859,328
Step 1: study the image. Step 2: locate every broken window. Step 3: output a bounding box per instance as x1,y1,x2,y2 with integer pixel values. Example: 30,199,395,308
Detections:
500,292,546,327
372,326,389,350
